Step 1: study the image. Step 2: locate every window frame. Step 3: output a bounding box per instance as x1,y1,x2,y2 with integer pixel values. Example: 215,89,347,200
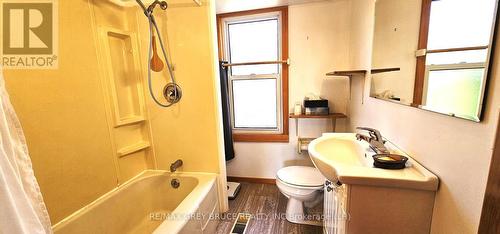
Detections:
217,7,289,142
412,0,497,114
422,63,486,107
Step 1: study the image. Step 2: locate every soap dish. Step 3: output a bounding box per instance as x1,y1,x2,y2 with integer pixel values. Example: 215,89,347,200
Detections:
373,154,408,169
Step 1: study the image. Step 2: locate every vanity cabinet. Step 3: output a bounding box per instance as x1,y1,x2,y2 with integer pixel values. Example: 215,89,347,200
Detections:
324,182,435,234
309,133,438,234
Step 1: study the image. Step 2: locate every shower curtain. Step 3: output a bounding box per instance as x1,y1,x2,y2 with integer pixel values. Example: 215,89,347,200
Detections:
0,69,52,233
219,61,235,161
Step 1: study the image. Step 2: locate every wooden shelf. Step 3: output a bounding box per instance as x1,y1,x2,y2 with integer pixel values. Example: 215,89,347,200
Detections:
290,113,347,119
326,69,367,76
325,68,400,76
290,113,347,136
371,67,401,74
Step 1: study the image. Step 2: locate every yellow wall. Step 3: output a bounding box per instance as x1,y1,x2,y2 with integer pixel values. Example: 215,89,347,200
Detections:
138,1,224,175
3,0,118,223
2,0,225,224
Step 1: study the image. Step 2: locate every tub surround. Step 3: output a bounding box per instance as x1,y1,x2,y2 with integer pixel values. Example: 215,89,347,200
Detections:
140,0,229,211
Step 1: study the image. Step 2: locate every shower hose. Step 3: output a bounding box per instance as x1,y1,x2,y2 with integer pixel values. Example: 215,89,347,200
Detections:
146,12,180,107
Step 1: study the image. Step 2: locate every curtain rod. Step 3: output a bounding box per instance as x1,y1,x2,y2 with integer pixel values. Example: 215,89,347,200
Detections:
222,60,289,67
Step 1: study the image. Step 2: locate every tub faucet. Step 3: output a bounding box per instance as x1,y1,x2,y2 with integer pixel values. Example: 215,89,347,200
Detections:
355,127,389,154
170,159,183,172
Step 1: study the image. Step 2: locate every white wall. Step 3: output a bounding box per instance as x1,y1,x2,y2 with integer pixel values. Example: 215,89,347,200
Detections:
347,0,500,233
226,0,351,178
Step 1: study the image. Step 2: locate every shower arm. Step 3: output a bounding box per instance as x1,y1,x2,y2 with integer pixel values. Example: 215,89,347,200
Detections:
134,0,168,16
134,0,147,12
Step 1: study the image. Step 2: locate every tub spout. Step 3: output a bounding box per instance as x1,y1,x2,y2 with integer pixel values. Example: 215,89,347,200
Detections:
170,159,183,172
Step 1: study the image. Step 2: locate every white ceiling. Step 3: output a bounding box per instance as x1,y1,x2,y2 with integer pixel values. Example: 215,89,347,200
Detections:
215,0,330,14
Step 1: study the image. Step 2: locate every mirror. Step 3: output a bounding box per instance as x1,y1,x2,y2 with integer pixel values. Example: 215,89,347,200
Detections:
370,0,499,122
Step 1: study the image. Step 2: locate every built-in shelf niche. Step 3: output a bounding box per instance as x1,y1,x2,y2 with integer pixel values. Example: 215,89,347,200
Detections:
98,26,155,182
102,28,146,127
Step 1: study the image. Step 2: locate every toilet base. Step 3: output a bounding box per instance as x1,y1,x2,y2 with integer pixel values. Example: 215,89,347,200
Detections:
285,198,322,226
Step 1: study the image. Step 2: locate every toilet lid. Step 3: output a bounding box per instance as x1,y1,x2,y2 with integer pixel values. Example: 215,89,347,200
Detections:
277,166,325,187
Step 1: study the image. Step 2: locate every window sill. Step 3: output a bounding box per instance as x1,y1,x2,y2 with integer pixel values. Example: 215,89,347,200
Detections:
233,133,289,143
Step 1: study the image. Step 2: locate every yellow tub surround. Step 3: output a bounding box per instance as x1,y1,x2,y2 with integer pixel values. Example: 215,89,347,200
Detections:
53,170,219,234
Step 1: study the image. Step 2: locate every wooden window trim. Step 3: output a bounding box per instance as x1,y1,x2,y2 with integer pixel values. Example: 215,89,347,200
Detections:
217,7,289,143
412,0,432,107
412,1,498,108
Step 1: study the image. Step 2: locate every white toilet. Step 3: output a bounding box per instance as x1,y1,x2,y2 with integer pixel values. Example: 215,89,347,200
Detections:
276,166,325,225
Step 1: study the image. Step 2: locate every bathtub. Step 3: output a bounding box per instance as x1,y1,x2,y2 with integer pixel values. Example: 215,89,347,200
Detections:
53,170,220,234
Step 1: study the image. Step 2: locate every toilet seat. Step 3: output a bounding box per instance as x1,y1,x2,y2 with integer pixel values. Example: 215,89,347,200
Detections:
277,166,325,188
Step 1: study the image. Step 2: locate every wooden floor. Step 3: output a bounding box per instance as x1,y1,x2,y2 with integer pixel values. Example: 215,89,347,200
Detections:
215,182,323,234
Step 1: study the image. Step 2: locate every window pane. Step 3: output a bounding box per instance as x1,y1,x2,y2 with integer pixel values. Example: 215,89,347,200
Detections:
424,68,484,119
426,49,488,65
232,79,278,129
228,19,279,75
427,0,496,50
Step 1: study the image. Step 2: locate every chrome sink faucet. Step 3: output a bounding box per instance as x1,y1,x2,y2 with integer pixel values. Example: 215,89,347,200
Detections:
355,127,389,154
170,159,183,172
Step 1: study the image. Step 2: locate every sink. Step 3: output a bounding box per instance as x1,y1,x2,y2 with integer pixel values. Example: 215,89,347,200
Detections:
308,133,438,191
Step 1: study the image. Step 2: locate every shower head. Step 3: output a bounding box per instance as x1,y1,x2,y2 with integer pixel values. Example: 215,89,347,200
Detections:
157,1,168,10
130,0,167,15
147,0,168,13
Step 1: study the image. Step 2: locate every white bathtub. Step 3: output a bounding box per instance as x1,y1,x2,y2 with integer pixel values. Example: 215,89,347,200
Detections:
53,170,220,234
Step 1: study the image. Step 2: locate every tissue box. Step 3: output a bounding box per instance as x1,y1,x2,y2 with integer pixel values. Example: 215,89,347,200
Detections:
304,99,329,108
305,107,329,115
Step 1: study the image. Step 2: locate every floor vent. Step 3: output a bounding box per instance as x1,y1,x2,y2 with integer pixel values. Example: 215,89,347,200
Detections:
230,213,252,234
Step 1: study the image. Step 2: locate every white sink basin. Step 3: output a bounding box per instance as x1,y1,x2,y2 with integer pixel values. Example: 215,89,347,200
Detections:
308,133,438,191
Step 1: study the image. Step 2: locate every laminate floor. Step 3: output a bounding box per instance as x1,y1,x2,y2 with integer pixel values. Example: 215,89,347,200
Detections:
215,182,323,234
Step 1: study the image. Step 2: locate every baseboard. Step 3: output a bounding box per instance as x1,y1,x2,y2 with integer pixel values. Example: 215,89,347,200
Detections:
227,176,276,185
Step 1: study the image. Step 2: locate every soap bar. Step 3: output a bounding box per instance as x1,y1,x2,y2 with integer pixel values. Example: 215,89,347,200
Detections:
378,156,396,161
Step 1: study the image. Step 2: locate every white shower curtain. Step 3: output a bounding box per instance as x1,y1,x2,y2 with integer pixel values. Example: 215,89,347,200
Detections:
0,69,52,233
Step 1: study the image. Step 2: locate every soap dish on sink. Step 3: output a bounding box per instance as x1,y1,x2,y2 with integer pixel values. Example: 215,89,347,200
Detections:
373,154,408,169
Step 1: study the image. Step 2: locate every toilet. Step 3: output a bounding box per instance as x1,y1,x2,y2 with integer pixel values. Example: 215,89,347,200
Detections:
276,166,325,226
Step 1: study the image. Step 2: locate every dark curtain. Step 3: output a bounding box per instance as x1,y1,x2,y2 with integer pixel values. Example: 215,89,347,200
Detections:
219,61,235,161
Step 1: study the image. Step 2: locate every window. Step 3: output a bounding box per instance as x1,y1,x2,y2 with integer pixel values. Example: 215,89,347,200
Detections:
413,0,497,119
217,7,289,142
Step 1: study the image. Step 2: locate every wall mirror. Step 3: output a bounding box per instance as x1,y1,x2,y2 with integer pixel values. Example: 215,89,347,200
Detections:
370,0,499,122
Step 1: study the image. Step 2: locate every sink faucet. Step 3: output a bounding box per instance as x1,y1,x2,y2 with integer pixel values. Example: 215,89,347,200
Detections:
355,127,389,154
170,159,183,172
